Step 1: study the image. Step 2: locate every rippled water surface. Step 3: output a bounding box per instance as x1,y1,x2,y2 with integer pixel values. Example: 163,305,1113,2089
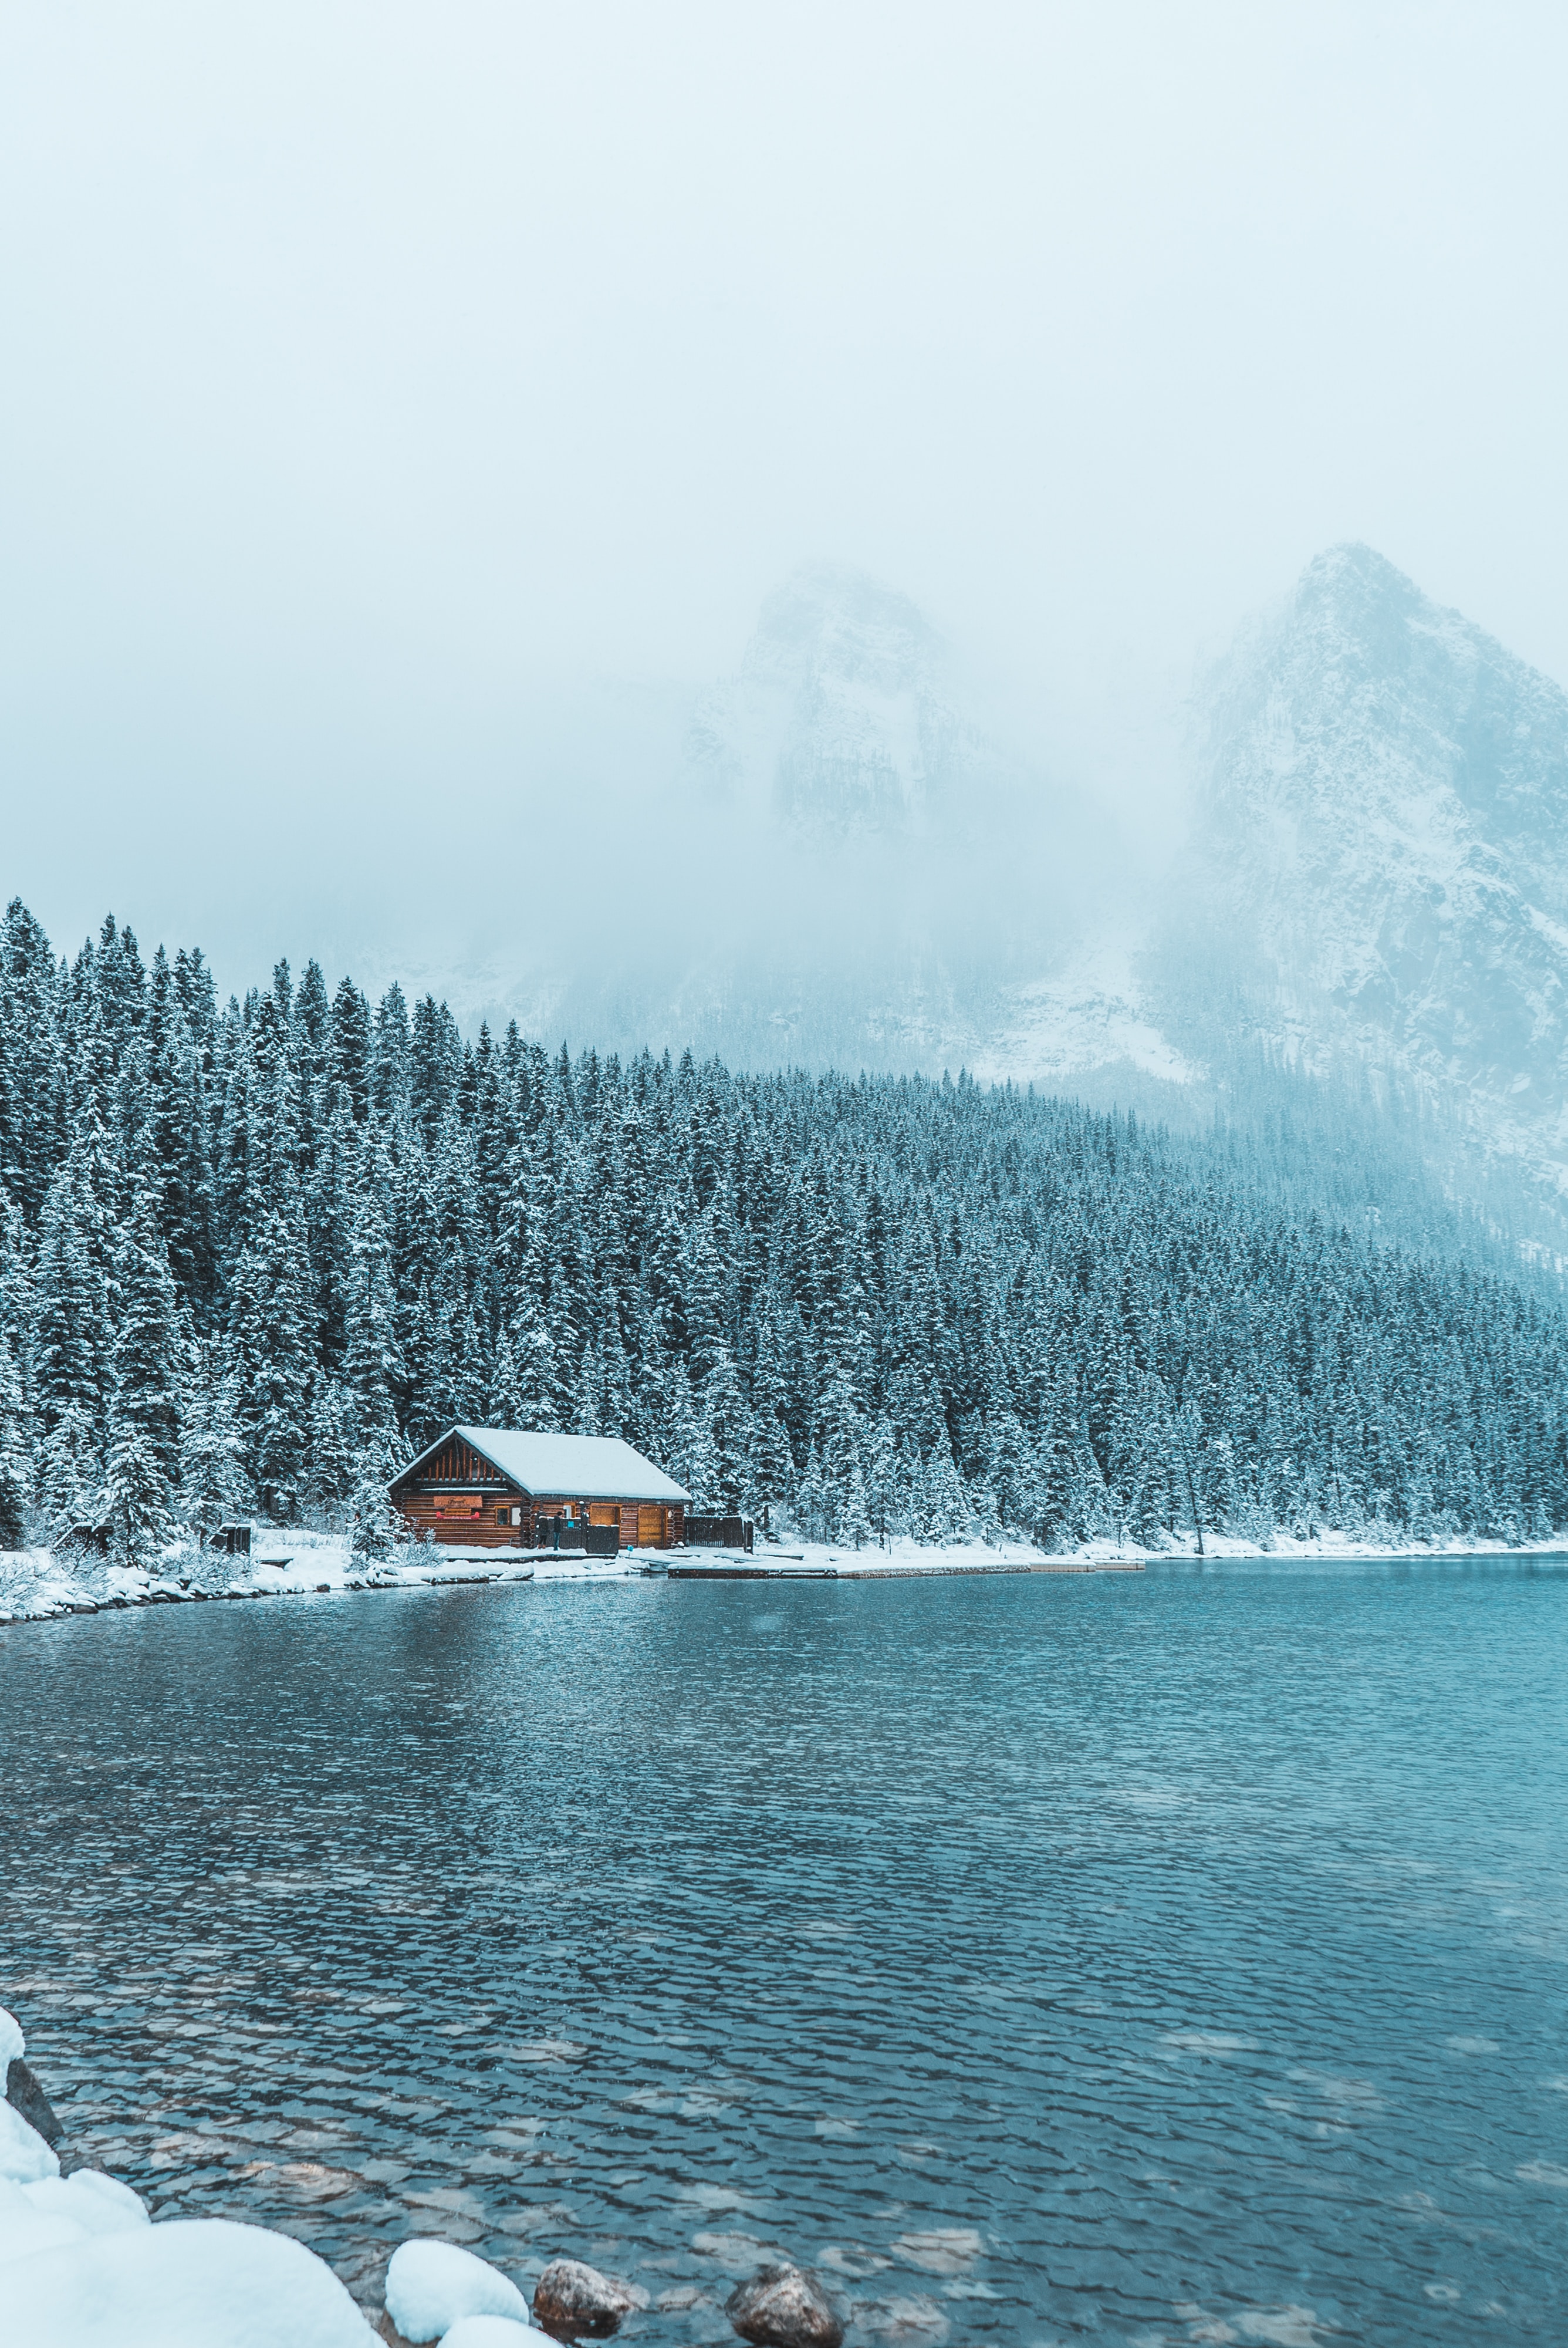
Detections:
6,1560,1568,2344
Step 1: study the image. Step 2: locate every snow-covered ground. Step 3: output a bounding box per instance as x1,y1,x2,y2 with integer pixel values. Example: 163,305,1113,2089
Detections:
0,1529,684,1628
4,1524,1565,1630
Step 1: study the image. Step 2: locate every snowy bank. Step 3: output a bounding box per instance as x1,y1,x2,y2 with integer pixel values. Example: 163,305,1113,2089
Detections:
0,1530,536,1630
5,1521,1568,1629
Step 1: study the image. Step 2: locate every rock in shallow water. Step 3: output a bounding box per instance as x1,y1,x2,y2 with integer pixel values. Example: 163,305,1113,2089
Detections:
532,2257,643,2338
725,2265,844,2348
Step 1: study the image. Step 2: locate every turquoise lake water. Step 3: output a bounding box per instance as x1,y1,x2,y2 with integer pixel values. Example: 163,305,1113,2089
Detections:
4,1558,1568,2344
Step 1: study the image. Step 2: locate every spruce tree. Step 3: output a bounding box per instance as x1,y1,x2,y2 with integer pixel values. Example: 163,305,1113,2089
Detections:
343,1188,401,1470
39,1402,103,1540
308,1378,357,1513
0,1330,32,1548
700,1348,752,1513
103,1191,184,1568
180,1336,248,1533
229,1206,314,1520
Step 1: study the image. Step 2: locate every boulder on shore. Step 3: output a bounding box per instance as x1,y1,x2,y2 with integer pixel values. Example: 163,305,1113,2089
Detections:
532,2257,643,2338
725,2264,844,2348
8,2054,63,2147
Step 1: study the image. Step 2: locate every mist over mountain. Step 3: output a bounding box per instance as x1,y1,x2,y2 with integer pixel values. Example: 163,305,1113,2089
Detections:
685,564,1028,846
474,542,1568,1278
1121,544,1568,1268
492,562,1117,1076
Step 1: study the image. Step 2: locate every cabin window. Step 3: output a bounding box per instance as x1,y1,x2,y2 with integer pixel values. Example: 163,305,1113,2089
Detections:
495,1506,508,1526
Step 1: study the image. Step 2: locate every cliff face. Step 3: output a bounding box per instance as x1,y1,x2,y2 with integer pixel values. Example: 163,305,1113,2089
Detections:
682,562,1026,846
1186,543,1568,1163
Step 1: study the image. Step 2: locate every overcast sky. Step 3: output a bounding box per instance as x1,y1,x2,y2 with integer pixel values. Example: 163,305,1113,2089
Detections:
4,1,1566,990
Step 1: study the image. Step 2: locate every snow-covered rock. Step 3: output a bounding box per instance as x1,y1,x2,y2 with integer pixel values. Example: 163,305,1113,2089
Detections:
0,2094,59,2185
0,2168,150,2267
386,2239,532,2341
2,2215,376,2346
22,2168,149,2239
0,2009,64,2201
6,2055,63,2147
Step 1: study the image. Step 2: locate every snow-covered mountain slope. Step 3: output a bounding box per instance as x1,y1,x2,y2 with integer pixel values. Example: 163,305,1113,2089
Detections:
971,944,1197,1090
1177,542,1568,1179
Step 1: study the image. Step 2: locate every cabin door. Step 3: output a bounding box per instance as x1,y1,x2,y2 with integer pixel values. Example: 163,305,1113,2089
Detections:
637,1505,664,1548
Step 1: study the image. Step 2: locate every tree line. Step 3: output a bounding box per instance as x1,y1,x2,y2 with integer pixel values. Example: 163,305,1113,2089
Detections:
1,898,1565,1562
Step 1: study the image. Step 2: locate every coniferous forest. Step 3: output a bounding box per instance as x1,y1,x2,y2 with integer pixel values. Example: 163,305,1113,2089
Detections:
1,896,1566,1564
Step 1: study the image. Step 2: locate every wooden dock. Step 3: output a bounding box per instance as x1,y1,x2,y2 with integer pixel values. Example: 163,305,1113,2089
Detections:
664,1553,1144,1581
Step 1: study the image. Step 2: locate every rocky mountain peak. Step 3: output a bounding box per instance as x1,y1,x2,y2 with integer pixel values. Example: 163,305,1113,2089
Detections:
742,562,942,695
1188,542,1568,1162
683,562,1006,844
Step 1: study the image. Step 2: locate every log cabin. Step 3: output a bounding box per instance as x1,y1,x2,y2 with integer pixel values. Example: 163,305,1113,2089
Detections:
389,1426,690,1551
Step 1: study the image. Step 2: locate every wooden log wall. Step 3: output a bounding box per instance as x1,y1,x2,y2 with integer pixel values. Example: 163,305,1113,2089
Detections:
390,1485,687,1550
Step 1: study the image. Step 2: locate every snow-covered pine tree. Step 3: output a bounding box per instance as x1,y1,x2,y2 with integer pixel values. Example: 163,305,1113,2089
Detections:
180,1335,248,1533
0,1330,32,1548
103,1190,185,1568
488,1328,525,1427
229,1206,314,1521
3,896,1568,1559
699,1347,752,1513
837,1451,872,1549
33,1142,111,1445
38,1401,103,1541
307,1378,357,1514
507,1310,561,1432
860,1414,898,1546
343,1186,401,1473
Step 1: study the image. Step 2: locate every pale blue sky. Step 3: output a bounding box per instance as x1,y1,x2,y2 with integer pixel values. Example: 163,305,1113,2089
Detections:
3,1,1565,985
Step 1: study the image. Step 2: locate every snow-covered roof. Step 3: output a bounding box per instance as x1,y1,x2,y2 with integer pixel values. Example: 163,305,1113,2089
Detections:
402,1426,690,1503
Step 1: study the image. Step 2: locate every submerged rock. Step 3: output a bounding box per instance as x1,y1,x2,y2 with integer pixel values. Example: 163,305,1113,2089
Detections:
725,2264,844,2348
7,2054,63,2147
532,2256,643,2337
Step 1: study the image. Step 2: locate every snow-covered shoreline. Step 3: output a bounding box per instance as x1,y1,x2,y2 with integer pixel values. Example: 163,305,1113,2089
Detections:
3,1526,1564,1630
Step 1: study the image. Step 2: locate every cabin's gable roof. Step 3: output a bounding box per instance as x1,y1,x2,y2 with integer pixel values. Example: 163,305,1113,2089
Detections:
393,1425,690,1504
